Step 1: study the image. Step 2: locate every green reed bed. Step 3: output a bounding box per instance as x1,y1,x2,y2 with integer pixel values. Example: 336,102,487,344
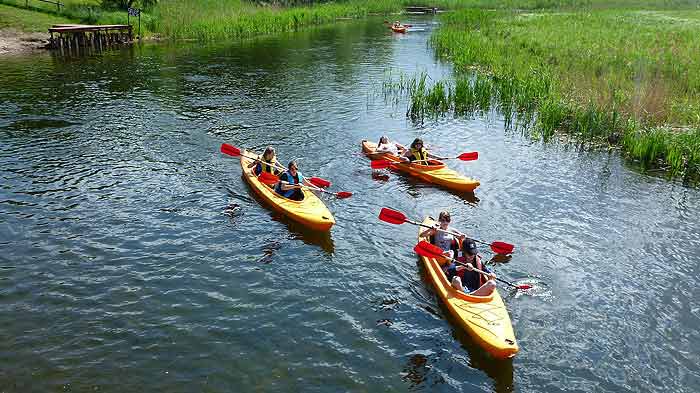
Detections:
392,8,700,178
151,0,398,41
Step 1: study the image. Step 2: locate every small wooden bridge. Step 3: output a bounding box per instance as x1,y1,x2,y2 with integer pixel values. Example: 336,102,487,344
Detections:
405,6,439,14
48,24,132,51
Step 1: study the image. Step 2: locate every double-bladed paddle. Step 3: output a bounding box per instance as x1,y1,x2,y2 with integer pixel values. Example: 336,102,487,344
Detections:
370,160,396,170
220,143,332,188
413,152,479,163
414,241,531,290
257,172,352,199
370,152,478,170
378,207,514,255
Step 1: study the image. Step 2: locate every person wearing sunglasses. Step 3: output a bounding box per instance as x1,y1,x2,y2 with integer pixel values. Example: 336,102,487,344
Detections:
419,211,466,259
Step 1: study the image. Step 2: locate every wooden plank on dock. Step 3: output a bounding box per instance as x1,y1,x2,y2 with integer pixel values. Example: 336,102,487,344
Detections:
49,25,132,33
47,24,133,51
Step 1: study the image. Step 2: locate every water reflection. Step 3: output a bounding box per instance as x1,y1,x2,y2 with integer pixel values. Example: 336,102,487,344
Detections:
449,320,516,393
369,167,480,205
401,352,432,388
415,259,515,392
239,177,335,254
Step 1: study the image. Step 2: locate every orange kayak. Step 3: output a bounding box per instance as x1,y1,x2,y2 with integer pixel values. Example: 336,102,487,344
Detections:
391,25,407,33
417,217,519,359
362,140,480,192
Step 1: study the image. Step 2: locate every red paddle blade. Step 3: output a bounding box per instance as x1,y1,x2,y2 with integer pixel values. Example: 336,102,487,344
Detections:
413,241,444,259
335,191,352,199
378,207,408,225
516,284,533,290
490,241,514,255
309,177,331,188
458,152,479,161
220,143,242,157
371,160,392,170
258,172,279,185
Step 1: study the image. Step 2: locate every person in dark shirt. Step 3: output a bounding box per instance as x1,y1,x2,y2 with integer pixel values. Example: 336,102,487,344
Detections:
274,160,313,201
444,239,497,296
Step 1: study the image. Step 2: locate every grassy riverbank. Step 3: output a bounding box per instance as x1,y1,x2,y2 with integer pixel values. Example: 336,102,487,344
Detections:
0,0,143,30
0,0,457,42
0,3,72,31
150,0,457,41
392,7,700,178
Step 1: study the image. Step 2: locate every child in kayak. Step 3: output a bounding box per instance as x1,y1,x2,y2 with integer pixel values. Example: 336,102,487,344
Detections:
446,239,497,296
275,160,313,201
376,135,407,157
248,146,280,176
404,138,444,164
419,211,466,259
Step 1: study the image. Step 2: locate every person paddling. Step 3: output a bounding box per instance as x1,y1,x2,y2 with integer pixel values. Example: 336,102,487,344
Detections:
275,160,313,201
248,146,280,176
404,138,444,164
419,211,466,259
446,239,497,296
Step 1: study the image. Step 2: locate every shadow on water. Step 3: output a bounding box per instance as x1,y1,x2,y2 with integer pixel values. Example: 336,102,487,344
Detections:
238,176,335,254
415,259,515,392
371,168,480,205
486,253,512,265
446,312,515,393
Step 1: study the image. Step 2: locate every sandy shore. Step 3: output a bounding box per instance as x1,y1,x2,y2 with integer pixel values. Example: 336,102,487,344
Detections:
0,29,49,55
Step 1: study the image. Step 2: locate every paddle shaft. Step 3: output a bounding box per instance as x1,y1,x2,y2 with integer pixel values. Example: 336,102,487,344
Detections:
408,218,464,238
233,147,330,187
240,152,287,172
279,180,342,197
443,255,524,290
410,158,443,164
408,217,505,251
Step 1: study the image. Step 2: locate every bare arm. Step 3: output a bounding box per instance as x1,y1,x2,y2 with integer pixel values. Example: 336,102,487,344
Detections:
279,182,301,191
247,157,260,168
419,226,436,238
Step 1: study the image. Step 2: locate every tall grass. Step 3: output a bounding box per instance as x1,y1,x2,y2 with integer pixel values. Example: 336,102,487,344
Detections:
0,0,148,29
150,0,402,41
386,7,700,178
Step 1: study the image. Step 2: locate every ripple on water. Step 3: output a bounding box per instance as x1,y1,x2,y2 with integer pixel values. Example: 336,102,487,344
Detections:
1,16,700,393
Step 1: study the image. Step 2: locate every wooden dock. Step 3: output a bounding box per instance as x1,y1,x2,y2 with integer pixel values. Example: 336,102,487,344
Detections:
48,24,133,51
405,6,439,14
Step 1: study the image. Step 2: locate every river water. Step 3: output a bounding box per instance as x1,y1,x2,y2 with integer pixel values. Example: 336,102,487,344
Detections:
1,15,699,393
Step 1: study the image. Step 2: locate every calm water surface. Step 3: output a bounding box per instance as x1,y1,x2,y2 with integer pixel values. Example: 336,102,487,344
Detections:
1,16,699,393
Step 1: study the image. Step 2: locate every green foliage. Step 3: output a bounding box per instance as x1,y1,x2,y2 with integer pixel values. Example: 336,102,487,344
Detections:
150,0,404,41
385,6,700,177
100,0,157,10
0,3,73,31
